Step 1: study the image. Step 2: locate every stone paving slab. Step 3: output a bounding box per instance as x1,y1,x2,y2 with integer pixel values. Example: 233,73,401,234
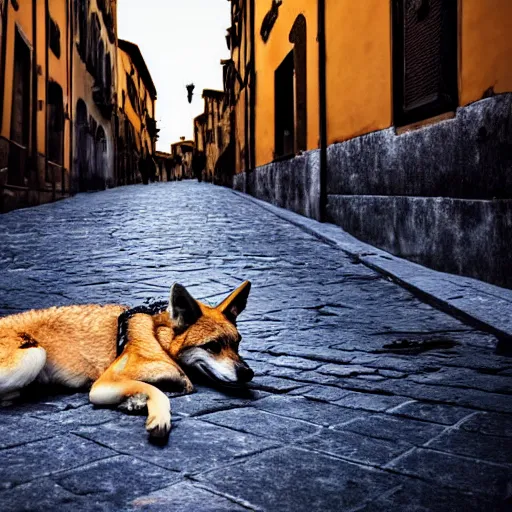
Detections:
0,181,511,511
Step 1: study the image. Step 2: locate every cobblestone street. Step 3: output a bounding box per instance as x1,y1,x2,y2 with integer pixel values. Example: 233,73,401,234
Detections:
0,181,511,511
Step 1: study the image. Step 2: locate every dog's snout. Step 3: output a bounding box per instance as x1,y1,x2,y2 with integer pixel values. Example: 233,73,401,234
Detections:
236,364,254,383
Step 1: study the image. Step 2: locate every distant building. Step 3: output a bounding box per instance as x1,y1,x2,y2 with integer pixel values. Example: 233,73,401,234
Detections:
192,87,235,186
117,39,158,186
73,0,118,192
155,150,174,182
193,113,206,181
0,1,159,212
170,138,194,180
0,0,75,211
202,89,224,183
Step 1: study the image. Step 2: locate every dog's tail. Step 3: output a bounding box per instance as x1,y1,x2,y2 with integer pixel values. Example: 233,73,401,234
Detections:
0,333,46,398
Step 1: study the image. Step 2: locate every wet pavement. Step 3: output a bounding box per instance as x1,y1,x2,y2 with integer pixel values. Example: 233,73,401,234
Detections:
0,181,511,511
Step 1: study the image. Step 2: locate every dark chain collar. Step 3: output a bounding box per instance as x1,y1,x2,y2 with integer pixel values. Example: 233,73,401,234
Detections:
116,299,168,356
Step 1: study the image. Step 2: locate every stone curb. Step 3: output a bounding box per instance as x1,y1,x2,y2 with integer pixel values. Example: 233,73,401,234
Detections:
231,190,512,348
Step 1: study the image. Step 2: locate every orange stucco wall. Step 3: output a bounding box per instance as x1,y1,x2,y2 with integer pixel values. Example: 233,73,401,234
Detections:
237,0,512,171
1,0,71,170
460,0,512,106
48,0,71,171
118,48,154,154
325,0,392,145
1,0,34,140
254,1,319,167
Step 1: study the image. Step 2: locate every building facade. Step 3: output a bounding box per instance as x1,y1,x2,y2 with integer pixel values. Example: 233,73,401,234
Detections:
0,1,158,212
117,39,157,186
72,0,117,192
0,0,74,212
155,150,174,182
170,138,194,181
222,0,512,289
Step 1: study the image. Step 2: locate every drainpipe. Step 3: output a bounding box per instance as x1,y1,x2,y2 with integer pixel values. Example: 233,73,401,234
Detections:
32,0,38,195
249,0,255,172
69,0,74,194
318,0,327,222
45,0,53,202
0,0,8,130
243,0,250,192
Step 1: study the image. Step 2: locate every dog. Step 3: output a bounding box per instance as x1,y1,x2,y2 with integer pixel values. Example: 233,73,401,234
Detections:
0,281,254,438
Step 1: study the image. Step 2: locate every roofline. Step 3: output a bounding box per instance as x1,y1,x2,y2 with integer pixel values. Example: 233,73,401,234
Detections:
118,39,157,100
202,89,225,99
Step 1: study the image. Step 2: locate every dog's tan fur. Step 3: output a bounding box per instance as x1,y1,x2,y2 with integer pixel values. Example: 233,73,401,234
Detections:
0,281,252,438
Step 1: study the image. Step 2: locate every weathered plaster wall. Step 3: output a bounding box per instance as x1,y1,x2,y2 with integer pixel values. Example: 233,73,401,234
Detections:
254,1,319,167
327,95,512,199
327,196,512,288
325,95,512,288
233,149,321,220
460,0,512,106
325,0,392,145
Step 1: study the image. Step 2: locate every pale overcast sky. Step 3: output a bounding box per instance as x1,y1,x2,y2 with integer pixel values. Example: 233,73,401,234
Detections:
117,0,230,152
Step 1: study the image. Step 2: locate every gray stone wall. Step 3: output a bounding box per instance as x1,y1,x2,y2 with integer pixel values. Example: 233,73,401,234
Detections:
326,94,512,288
327,94,512,199
327,195,512,288
233,149,321,221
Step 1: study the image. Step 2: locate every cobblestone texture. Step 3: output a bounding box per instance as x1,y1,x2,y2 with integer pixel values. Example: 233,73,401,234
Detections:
0,182,511,511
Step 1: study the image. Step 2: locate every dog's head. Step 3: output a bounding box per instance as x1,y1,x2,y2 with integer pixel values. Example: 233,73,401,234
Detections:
158,281,254,386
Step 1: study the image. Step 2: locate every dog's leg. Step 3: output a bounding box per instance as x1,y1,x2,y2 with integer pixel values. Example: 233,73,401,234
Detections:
0,335,47,403
90,378,171,437
89,353,192,438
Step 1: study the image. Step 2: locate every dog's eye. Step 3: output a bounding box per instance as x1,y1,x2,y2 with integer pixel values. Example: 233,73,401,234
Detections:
203,341,222,354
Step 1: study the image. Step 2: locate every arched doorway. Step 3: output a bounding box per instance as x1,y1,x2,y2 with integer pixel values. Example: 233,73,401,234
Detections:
95,126,107,190
75,99,89,192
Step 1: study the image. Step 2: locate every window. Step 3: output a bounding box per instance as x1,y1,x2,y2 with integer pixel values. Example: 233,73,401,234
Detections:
217,126,223,151
104,52,112,99
94,126,107,188
49,17,60,58
289,14,307,153
126,73,139,114
75,99,89,192
8,29,31,186
10,30,30,148
77,0,89,59
47,82,64,165
393,0,458,126
274,50,294,159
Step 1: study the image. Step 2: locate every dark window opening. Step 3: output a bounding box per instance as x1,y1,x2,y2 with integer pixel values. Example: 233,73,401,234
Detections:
104,52,111,96
393,0,458,126
126,73,139,114
217,126,223,151
94,125,107,189
97,40,104,86
49,16,61,58
75,99,89,192
274,50,294,159
206,129,214,144
77,0,88,59
289,14,307,153
10,30,30,147
8,29,31,186
47,81,64,166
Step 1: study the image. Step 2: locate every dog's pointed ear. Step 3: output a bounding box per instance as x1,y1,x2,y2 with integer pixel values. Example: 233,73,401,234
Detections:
168,283,202,331
217,281,251,324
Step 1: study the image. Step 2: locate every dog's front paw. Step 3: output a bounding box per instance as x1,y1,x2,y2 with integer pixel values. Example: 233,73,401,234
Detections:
119,393,148,413
146,411,171,438
181,378,194,395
